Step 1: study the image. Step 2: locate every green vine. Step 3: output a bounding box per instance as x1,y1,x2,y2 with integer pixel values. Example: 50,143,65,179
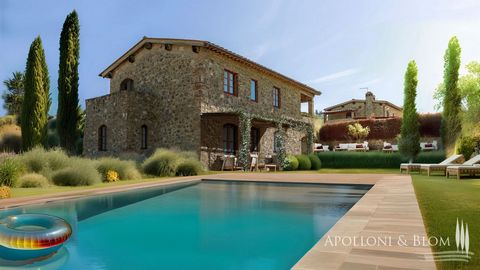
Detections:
211,108,314,169
238,112,251,170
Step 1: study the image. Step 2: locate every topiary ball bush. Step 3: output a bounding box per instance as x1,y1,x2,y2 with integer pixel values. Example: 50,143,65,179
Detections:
308,154,322,170
283,155,299,171
296,155,312,170
176,159,204,176
18,173,50,188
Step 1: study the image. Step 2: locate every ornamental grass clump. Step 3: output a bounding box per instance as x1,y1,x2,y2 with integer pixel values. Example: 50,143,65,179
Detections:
142,149,181,177
308,154,322,170
96,157,141,180
18,173,49,188
0,186,11,199
18,147,70,173
0,158,23,187
176,159,203,176
51,159,101,186
283,155,299,171
296,154,312,170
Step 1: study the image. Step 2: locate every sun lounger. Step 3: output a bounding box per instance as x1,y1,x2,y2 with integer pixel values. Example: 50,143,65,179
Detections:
383,142,399,153
400,154,464,174
446,155,480,179
419,154,465,176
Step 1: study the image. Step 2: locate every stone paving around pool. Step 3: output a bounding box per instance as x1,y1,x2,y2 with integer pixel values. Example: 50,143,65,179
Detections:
0,173,435,270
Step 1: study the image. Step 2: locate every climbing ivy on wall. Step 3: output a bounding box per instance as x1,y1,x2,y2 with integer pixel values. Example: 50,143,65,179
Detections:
227,109,313,170
238,112,252,170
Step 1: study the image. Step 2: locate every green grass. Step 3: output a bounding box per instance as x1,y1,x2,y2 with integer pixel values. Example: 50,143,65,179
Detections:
412,174,480,270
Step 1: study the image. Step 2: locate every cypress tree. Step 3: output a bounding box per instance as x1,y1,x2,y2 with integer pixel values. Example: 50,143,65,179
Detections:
441,36,462,155
21,37,51,150
57,10,80,153
399,60,421,162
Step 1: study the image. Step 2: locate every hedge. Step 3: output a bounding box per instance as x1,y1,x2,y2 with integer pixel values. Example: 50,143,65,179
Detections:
319,113,441,141
317,151,445,168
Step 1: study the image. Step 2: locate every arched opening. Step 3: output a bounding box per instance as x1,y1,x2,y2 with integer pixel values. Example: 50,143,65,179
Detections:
120,78,134,91
98,125,107,151
223,124,237,154
141,125,148,149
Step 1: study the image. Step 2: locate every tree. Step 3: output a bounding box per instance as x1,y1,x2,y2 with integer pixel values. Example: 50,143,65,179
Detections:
21,36,51,150
347,123,370,142
441,36,462,155
57,10,81,153
2,71,25,118
399,60,421,162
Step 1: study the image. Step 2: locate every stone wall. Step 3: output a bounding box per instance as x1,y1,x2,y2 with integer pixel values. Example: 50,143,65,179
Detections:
85,41,314,166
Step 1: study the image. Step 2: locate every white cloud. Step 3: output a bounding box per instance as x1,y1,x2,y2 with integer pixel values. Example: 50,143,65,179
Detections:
310,68,359,83
248,43,270,61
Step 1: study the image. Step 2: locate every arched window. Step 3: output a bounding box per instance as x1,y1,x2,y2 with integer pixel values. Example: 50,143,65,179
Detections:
120,78,134,91
223,124,237,154
141,125,148,149
98,125,107,151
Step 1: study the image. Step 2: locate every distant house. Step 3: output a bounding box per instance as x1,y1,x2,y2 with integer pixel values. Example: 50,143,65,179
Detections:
323,91,402,122
83,37,320,169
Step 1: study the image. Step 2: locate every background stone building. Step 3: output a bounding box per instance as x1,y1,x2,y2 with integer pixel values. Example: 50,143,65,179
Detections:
83,38,320,169
323,91,403,122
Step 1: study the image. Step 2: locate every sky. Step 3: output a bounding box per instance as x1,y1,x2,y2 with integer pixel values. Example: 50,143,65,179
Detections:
1,0,480,115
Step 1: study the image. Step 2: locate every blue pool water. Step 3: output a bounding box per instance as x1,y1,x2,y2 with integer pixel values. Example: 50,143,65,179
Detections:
0,180,370,270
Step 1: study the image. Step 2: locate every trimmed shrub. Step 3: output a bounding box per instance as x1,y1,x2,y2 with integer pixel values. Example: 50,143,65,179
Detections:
317,151,445,168
96,157,141,180
308,154,322,170
296,155,312,170
105,170,119,182
0,158,23,187
456,135,479,160
51,159,101,186
142,149,181,177
0,186,11,199
0,132,22,153
18,173,49,188
176,159,203,176
283,155,299,171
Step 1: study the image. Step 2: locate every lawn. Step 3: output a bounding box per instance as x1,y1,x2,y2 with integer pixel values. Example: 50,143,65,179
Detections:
412,174,480,270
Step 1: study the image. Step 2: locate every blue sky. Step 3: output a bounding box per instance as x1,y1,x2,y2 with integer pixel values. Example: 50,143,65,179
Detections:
1,0,480,115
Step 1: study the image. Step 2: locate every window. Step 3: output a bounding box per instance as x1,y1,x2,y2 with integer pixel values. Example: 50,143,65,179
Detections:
250,79,258,102
141,125,148,149
250,128,260,152
120,78,134,91
346,112,352,119
223,70,237,95
223,124,237,154
272,87,280,108
98,125,107,151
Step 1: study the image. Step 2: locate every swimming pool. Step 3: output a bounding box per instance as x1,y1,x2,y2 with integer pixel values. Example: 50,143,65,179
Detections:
0,180,371,270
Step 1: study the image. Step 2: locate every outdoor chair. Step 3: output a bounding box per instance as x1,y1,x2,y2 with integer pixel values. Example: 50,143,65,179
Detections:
401,154,464,174
249,153,265,171
383,142,399,153
420,141,438,151
418,154,465,176
446,155,480,179
221,154,243,171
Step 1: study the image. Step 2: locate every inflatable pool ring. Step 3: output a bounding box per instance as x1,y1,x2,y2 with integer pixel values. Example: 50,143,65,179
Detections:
0,214,72,261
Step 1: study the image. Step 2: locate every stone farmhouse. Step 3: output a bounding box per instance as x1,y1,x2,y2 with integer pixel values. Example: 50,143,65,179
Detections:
83,38,320,169
323,91,402,122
